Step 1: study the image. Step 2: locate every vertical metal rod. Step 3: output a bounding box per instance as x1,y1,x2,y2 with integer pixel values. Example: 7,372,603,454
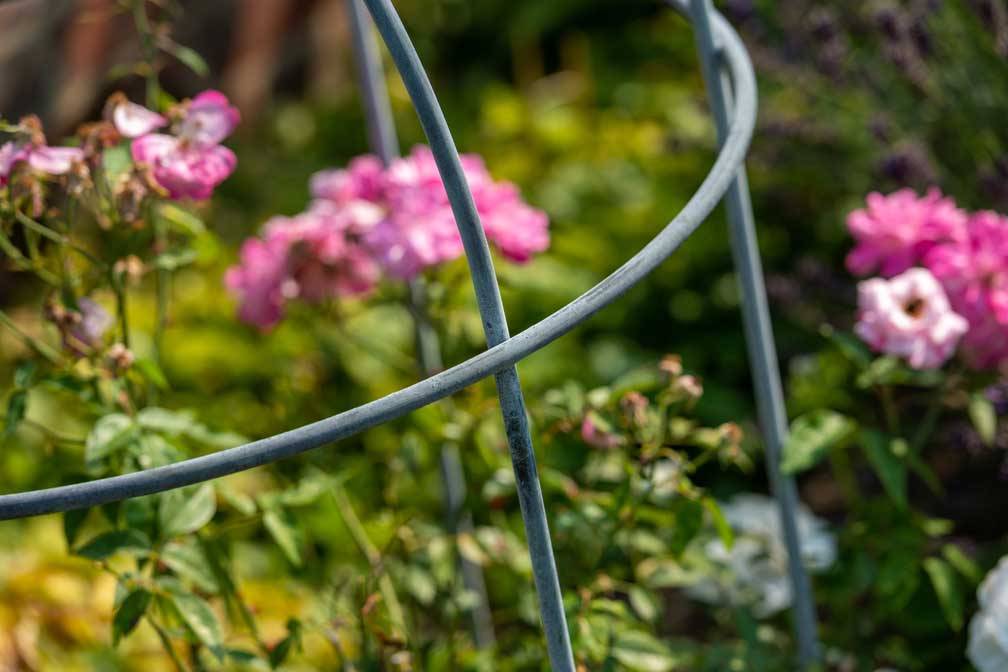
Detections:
687,0,820,666
360,1,575,669
345,0,495,648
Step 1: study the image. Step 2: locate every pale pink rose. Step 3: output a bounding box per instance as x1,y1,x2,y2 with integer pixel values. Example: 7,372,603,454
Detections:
0,141,28,185
924,210,1008,369
846,188,966,277
132,133,237,200
112,101,167,138
177,90,240,147
580,414,624,449
310,155,385,203
27,146,84,175
854,268,968,369
130,90,239,200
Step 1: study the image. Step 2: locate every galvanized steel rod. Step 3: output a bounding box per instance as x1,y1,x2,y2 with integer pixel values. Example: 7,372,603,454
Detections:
356,1,574,667
344,0,495,648
686,0,821,665
0,6,758,590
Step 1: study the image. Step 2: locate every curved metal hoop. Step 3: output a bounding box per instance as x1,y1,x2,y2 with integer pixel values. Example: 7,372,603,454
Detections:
0,0,753,520
0,0,820,668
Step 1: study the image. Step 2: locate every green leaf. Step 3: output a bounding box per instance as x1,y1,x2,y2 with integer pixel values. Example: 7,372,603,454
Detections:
159,484,216,538
942,544,983,584
924,557,964,631
857,356,942,389
86,414,137,464
701,497,733,550
170,591,224,655
133,357,169,390
403,565,437,605
781,409,856,474
611,630,680,671
861,430,907,507
102,145,133,182
268,618,303,668
158,203,205,236
137,407,196,435
161,541,220,593
263,506,303,566
821,326,872,367
171,45,210,77
13,360,36,388
75,529,150,559
113,589,151,644
153,249,198,271
969,392,998,446
627,585,658,622
63,507,91,548
4,390,27,438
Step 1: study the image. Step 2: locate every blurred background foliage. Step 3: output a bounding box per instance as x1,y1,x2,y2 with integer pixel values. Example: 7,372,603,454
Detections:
2,0,1008,670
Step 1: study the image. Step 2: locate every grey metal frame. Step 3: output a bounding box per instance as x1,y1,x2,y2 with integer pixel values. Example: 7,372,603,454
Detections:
0,0,820,667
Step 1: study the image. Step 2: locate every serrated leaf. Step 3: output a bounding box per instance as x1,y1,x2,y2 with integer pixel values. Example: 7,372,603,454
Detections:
75,529,150,559
113,589,151,644
781,409,856,474
861,430,907,507
86,414,137,464
159,484,216,538
969,392,998,446
162,541,219,593
263,506,303,566
170,591,223,654
924,557,964,631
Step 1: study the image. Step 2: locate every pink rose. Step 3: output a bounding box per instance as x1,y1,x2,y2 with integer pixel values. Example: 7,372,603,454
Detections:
846,188,966,277
855,268,968,369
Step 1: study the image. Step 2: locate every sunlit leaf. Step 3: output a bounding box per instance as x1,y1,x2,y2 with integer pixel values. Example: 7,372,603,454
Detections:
159,484,216,537
781,409,856,474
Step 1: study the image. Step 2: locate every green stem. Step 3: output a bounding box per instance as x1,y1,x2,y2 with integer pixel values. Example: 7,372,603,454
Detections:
148,616,189,672
330,487,410,642
0,227,61,285
14,211,104,267
879,385,900,436
2,414,85,444
0,309,61,363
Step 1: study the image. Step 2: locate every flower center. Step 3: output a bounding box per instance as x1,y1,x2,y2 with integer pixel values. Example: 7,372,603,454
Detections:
903,297,925,318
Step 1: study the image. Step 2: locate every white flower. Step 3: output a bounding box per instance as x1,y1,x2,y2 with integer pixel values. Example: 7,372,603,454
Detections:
685,493,836,617
968,556,1008,672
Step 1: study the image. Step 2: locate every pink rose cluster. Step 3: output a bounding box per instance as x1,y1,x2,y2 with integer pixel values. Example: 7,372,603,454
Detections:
847,188,1008,369
118,91,240,200
226,146,550,330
